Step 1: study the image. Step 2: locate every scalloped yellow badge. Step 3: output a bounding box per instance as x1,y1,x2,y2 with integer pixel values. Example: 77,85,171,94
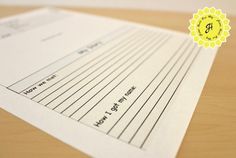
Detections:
189,7,231,48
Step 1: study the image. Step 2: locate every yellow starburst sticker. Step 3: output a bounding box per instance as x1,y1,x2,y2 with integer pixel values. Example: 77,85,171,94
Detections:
189,7,231,48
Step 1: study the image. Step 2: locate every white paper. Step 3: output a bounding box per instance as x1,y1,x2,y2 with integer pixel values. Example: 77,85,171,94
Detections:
0,8,217,158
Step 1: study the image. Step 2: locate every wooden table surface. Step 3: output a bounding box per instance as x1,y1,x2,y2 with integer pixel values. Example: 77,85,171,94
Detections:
0,5,236,158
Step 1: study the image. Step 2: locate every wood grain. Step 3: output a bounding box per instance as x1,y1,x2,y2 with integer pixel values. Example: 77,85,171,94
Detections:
0,5,236,158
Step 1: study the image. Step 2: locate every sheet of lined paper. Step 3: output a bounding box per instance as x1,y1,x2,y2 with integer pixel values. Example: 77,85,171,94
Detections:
0,8,217,158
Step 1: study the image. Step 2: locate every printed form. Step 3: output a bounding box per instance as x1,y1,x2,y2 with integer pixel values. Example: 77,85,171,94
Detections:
0,8,217,158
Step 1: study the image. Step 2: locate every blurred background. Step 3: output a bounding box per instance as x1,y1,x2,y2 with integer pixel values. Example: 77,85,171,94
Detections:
0,0,236,15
